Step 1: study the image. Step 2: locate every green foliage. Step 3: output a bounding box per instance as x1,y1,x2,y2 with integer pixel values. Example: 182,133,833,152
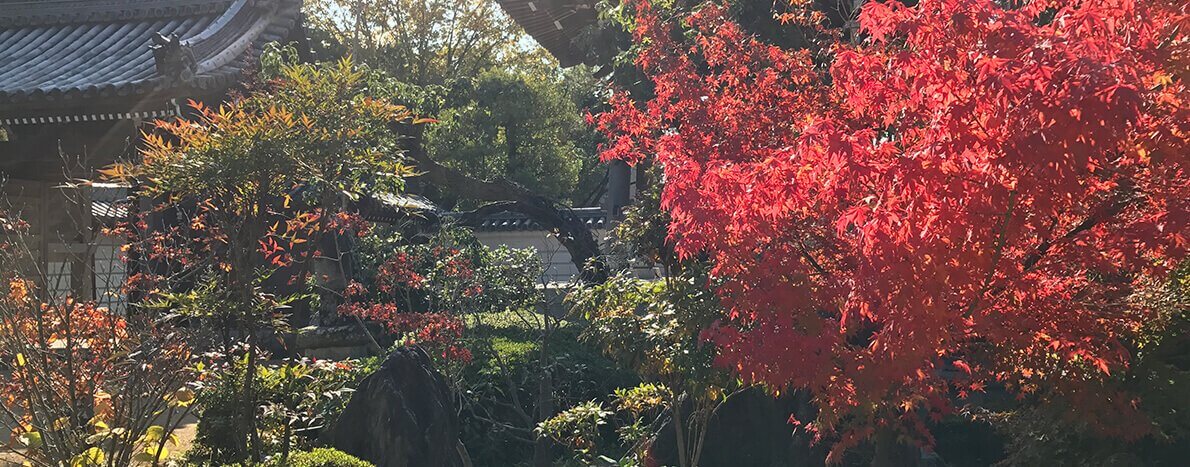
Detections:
461,311,635,389
539,382,677,467
187,356,378,465
456,311,637,467
424,70,602,205
305,0,553,86
259,42,301,80
210,448,373,467
537,401,614,458
569,272,724,389
613,383,669,416
144,271,309,335
553,269,735,466
306,0,607,206
132,57,415,209
271,448,374,467
608,164,670,266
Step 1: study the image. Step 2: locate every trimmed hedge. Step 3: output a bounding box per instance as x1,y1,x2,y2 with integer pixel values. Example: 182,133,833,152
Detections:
273,449,373,467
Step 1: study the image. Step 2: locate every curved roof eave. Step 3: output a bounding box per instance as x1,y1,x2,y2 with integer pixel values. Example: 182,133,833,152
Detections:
0,0,302,118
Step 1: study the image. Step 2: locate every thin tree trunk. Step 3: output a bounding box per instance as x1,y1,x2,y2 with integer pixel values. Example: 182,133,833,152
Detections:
532,369,554,467
672,398,690,467
532,315,556,467
871,427,918,467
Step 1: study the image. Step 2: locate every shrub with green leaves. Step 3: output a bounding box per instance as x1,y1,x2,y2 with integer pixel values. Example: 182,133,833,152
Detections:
270,448,374,467
551,270,737,467
352,224,542,317
537,401,614,459
456,310,637,467
187,354,378,465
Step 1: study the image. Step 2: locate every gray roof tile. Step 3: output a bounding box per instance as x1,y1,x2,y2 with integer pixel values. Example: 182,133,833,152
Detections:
0,0,300,115
494,0,598,67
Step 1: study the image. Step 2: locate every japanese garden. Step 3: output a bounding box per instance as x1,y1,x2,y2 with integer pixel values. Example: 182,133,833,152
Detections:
0,0,1184,465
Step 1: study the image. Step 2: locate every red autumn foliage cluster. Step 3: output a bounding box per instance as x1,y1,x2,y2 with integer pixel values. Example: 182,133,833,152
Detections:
337,302,470,361
375,252,428,292
0,282,129,401
595,0,1187,452
339,247,477,362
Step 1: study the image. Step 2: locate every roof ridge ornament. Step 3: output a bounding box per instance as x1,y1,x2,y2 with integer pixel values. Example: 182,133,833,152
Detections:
151,33,198,83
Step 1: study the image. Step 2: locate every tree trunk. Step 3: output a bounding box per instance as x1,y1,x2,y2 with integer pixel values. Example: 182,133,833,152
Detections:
871,427,918,467
532,369,554,467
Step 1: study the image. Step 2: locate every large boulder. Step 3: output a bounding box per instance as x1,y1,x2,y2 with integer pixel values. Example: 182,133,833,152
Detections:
327,346,466,467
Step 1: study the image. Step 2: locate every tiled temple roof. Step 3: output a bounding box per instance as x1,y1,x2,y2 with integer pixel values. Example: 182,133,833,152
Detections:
495,0,597,67
462,206,608,232
0,0,301,121
359,192,607,232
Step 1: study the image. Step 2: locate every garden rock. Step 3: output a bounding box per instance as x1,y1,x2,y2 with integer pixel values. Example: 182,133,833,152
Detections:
327,346,465,467
292,323,385,359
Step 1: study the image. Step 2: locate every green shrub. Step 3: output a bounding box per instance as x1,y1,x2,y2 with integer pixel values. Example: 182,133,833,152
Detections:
457,310,637,467
272,448,374,467
204,448,373,467
187,355,379,465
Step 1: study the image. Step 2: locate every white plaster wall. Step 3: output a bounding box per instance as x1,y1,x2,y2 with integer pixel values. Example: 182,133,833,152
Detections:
474,229,608,283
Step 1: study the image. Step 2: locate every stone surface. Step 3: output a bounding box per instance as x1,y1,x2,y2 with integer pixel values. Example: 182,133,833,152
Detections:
327,346,465,467
294,324,381,349
303,345,373,360
287,323,387,360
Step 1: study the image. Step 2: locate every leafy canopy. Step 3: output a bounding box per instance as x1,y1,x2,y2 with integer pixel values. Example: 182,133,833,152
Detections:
133,57,414,207
595,0,1188,454
305,0,553,85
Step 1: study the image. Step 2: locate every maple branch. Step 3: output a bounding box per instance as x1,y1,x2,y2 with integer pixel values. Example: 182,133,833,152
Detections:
965,188,1137,318
395,124,609,283
1021,188,1137,272
798,240,830,277
965,190,1017,317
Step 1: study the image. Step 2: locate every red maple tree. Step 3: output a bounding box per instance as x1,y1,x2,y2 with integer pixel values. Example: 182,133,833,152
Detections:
595,0,1187,453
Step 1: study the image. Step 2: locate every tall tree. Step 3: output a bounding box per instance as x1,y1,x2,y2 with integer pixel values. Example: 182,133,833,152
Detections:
424,69,601,206
595,0,1187,458
306,0,611,280
305,0,552,85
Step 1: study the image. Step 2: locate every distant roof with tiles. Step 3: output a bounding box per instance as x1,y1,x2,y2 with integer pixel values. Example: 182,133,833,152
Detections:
495,0,598,67
0,0,302,123
465,206,608,231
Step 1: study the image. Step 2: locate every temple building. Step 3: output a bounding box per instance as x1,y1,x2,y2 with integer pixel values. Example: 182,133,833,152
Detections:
0,0,305,306
494,0,599,67
0,0,636,306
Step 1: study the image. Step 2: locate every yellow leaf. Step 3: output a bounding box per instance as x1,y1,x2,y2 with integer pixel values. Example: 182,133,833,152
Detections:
71,447,104,467
19,431,41,449
143,425,165,443
97,164,129,180
1152,71,1173,87
171,388,196,407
